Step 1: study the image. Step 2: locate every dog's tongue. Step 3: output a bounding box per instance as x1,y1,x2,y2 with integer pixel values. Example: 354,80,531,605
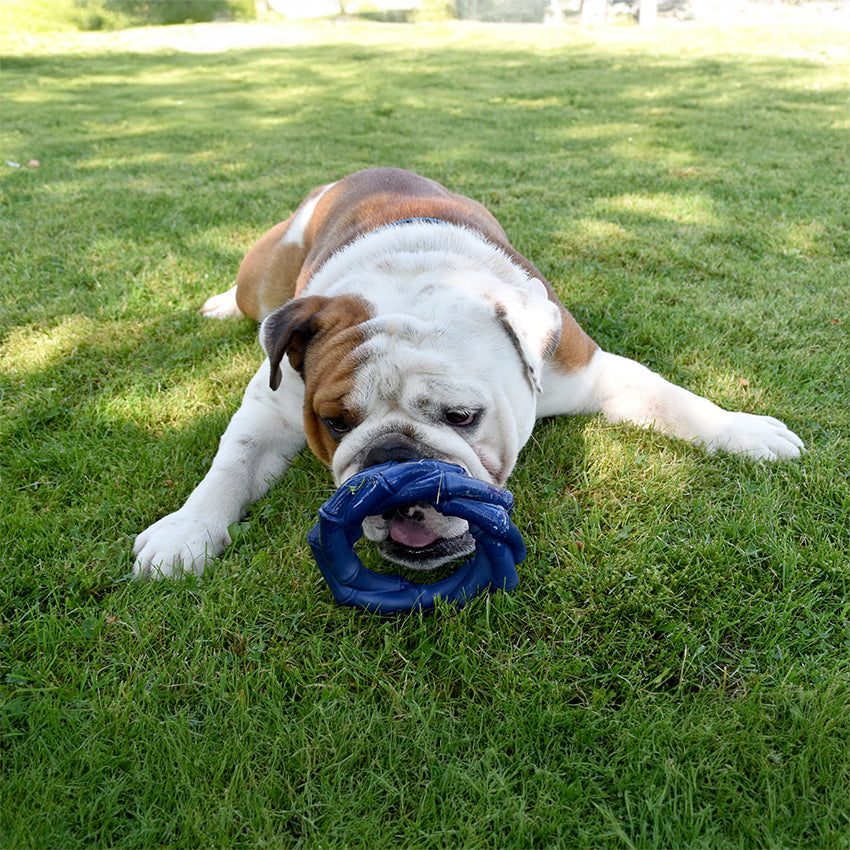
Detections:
390,517,440,549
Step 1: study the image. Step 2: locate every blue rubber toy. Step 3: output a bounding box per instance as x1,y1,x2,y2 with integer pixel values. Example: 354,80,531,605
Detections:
307,460,526,614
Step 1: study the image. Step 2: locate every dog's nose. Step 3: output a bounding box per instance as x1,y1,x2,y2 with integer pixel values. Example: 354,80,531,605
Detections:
363,441,422,468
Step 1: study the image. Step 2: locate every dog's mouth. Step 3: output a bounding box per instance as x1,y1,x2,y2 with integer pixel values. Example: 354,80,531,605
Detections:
362,502,475,571
377,529,476,571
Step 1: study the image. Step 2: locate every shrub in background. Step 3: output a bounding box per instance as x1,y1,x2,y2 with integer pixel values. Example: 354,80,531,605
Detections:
412,0,457,22
71,0,254,30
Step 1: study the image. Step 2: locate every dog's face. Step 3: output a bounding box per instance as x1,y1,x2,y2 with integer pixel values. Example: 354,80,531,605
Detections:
262,268,561,570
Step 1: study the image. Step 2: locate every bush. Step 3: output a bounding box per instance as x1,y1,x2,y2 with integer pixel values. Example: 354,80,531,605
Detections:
352,1,457,23
412,0,457,22
72,0,250,31
354,3,413,23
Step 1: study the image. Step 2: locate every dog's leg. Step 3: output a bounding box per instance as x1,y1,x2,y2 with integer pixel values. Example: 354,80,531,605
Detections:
539,349,804,460
133,360,306,578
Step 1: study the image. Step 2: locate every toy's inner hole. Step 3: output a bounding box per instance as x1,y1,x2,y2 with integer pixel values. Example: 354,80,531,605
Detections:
354,536,471,585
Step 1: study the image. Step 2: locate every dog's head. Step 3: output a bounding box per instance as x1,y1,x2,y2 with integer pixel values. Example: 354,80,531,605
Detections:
261,270,560,570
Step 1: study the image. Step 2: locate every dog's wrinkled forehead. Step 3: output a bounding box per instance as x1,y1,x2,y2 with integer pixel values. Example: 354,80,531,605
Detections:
349,316,478,411
354,314,451,365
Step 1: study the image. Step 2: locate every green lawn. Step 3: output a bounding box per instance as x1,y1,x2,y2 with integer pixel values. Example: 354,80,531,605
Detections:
2,15,849,848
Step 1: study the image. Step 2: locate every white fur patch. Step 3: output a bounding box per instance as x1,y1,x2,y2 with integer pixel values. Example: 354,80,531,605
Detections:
282,181,336,247
308,221,562,393
310,221,531,301
201,285,242,319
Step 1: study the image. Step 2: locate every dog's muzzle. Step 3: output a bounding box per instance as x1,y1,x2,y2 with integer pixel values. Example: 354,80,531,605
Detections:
357,438,476,570
371,502,475,570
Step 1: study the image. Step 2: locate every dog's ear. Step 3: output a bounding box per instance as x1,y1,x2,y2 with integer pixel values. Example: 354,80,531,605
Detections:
261,296,328,389
493,278,562,393
261,295,371,390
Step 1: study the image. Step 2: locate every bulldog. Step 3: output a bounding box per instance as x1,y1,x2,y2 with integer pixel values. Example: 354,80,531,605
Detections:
132,167,804,578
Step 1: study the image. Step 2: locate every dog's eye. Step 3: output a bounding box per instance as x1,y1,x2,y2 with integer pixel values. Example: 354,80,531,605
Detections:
444,409,478,427
322,416,351,436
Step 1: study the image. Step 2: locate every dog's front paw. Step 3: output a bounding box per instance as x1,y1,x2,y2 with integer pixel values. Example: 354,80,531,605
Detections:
708,412,805,461
132,512,232,579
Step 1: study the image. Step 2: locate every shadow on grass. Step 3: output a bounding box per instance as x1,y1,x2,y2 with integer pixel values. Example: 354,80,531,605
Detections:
3,38,846,229
3,35,845,333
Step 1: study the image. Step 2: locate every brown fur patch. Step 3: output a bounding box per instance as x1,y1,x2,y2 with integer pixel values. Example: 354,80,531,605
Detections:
552,304,599,372
235,184,331,321
262,294,373,466
235,219,304,321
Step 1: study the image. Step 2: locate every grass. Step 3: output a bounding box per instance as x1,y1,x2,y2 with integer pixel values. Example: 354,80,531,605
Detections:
2,13,849,848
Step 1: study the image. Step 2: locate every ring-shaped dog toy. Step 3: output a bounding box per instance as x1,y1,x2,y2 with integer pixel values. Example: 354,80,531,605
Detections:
307,460,526,614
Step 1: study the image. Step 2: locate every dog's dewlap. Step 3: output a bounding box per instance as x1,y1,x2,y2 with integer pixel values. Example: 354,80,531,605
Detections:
308,460,526,613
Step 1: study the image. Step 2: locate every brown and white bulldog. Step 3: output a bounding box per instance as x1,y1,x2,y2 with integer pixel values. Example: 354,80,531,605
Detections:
133,168,804,578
